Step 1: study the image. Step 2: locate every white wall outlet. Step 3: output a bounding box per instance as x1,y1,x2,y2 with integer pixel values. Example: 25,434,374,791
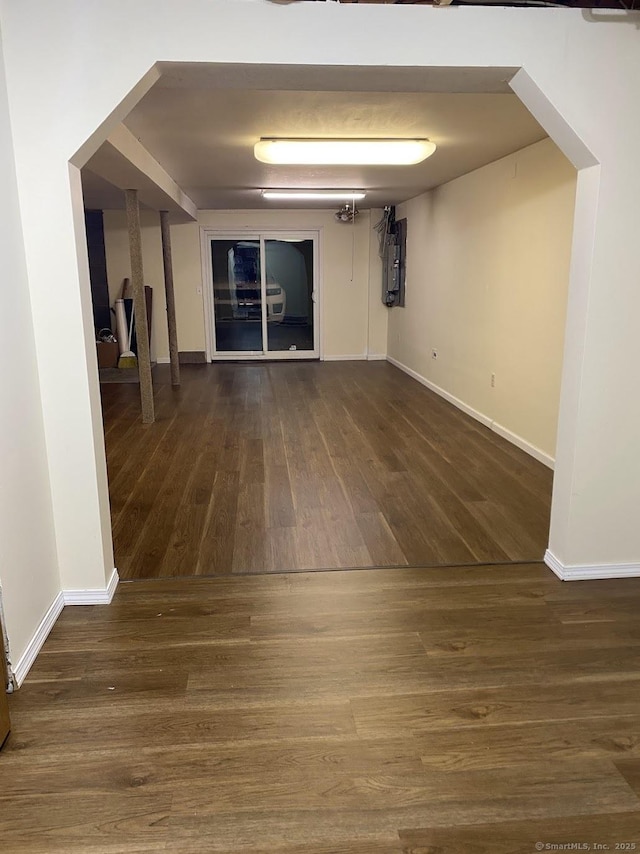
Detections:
431,349,438,360
491,372,496,388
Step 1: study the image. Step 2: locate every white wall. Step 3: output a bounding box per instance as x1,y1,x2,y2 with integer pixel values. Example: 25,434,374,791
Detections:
389,138,576,463
1,0,639,603
0,27,59,669
103,208,387,360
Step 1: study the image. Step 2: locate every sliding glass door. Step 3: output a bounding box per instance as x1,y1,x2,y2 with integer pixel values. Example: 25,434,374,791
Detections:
211,238,264,353
208,232,319,360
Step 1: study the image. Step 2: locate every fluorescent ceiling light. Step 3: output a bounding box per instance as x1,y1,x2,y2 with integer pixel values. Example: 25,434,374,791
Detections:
255,138,436,166
261,190,366,201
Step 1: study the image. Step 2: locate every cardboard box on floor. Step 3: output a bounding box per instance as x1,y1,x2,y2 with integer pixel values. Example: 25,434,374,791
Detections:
97,341,119,369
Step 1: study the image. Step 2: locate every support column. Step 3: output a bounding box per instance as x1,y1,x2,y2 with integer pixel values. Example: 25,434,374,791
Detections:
125,189,154,424
160,210,180,386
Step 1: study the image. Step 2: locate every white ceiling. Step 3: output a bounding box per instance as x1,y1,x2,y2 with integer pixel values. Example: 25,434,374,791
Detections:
83,64,546,212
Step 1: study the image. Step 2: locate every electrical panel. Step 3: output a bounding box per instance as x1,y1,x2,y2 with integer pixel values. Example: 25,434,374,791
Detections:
377,207,406,308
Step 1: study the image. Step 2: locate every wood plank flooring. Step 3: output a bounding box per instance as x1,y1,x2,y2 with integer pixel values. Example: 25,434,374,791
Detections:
101,362,553,579
3,564,640,852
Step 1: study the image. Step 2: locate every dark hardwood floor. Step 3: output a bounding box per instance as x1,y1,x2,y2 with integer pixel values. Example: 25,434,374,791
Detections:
101,362,553,579
3,564,640,852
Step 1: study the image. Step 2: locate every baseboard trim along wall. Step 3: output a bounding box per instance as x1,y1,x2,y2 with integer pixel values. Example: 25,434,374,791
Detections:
63,567,120,606
545,550,640,581
490,422,553,470
179,351,207,364
324,353,387,362
12,568,119,687
324,354,367,361
163,353,388,364
386,355,554,470
12,592,65,687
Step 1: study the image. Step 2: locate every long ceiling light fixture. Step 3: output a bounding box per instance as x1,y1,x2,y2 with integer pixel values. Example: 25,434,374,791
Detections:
261,190,366,201
254,138,436,166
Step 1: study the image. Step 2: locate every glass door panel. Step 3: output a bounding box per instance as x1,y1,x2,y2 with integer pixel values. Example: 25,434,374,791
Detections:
264,239,315,353
211,238,263,352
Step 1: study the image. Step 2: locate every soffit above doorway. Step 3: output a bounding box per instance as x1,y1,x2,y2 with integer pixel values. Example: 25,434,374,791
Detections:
84,63,548,212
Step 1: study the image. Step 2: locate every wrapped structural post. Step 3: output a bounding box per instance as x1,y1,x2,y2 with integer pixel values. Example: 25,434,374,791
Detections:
124,189,155,424
160,210,180,386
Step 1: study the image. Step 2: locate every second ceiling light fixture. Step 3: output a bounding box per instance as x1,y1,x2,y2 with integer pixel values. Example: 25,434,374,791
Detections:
261,190,366,201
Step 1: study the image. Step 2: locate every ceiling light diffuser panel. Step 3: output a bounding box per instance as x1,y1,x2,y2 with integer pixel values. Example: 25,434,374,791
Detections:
261,190,366,201
254,138,436,166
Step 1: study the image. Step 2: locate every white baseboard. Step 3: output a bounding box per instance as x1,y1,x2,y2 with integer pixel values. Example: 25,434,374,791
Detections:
387,355,492,427
324,354,367,362
63,568,119,606
491,421,554,469
11,569,119,687
155,356,171,364
13,592,64,687
545,549,640,581
386,355,554,470
324,354,388,362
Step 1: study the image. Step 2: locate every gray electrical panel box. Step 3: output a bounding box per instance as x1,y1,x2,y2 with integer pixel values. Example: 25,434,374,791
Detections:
380,208,406,308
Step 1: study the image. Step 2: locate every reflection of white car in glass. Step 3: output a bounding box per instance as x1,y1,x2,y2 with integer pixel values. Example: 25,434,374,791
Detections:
214,243,286,324
265,284,286,323
214,283,286,323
